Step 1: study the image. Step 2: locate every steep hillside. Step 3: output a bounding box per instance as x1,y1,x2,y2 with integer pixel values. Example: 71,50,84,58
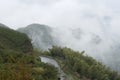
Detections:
1,24,120,80
0,26,33,53
18,24,59,50
38,46,120,80
0,25,58,80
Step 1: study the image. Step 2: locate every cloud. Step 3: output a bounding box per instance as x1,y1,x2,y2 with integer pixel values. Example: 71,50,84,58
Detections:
0,0,119,29
1,0,120,71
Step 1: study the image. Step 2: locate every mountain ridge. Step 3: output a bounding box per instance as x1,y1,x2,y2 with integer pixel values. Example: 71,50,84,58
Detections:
18,23,59,50
18,23,120,73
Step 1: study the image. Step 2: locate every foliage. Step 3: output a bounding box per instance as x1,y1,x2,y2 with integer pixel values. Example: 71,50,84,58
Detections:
0,26,33,53
48,46,120,80
0,26,58,80
0,50,58,80
1,25,120,80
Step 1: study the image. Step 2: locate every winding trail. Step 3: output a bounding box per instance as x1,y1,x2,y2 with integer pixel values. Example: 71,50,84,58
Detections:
40,56,66,80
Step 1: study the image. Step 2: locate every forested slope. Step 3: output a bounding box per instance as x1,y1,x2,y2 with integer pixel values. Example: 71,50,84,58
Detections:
38,46,120,80
0,25,58,80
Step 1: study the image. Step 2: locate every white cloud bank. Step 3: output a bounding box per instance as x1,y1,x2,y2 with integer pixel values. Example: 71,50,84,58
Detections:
0,0,120,29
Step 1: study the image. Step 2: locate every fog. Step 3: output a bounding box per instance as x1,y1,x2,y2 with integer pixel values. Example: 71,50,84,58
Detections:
1,0,120,71
0,0,120,29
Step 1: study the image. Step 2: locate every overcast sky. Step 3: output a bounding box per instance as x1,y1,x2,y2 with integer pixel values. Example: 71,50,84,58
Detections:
0,0,120,30
1,0,120,70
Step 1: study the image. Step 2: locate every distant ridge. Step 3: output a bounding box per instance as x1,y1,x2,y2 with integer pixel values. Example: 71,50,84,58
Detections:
18,23,59,50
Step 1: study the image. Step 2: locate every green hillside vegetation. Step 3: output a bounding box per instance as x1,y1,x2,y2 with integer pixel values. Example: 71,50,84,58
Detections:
0,26,33,53
1,25,120,80
38,46,120,80
0,26,58,80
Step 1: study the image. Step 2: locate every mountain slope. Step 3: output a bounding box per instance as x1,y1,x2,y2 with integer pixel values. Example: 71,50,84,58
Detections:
3,23,120,80
18,23,120,73
38,46,120,80
0,25,33,53
18,24,59,50
0,24,58,80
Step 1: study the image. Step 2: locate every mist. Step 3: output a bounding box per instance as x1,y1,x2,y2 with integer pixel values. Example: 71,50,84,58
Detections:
1,0,120,71
0,0,120,29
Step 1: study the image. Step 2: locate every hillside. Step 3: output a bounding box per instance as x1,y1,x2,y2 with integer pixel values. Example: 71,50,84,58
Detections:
38,46,120,80
1,24,120,80
18,23,120,73
0,25,58,80
0,25,33,53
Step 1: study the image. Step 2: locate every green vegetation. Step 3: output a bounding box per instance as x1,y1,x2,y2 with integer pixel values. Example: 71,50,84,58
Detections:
1,25,120,80
38,46,120,80
0,26,58,80
0,26,33,53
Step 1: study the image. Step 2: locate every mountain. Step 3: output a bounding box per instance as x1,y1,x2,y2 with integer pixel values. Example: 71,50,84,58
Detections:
18,23,120,73
18,24,102,51
1,23,120,80
0,24,58,80
18,24,59,50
